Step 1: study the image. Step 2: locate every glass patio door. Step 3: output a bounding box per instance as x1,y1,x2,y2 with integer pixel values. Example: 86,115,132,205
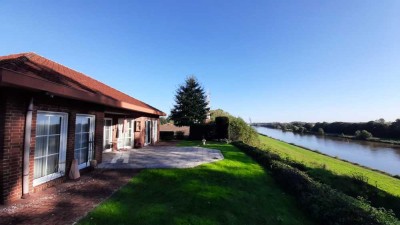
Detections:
75,114,95,169
117,118,134,149
34,112,67,186
145,120,152,145
103,118,112,151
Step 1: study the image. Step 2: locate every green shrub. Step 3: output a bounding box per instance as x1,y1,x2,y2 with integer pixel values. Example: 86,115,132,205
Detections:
189,124,215,140
232,142,400,225
355,130,373,140
160,131,174,141
215,116,229,139
229,117,259,146
175,131,185,140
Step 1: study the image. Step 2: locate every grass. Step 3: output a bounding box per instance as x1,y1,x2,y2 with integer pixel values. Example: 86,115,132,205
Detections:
79,141,314,225
259,135,400,197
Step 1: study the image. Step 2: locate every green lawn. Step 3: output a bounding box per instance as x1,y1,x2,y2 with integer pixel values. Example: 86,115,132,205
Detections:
79,141,314,225
259,135,400,197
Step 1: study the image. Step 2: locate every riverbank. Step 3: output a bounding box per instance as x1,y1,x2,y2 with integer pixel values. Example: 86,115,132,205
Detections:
258,134,400,196
255,126,400,146
259,134,400,218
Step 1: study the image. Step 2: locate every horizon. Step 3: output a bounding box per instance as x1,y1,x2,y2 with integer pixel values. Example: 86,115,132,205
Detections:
1,0,399,122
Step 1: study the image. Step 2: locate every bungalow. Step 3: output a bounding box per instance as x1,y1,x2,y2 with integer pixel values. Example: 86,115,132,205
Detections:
0,52,165,204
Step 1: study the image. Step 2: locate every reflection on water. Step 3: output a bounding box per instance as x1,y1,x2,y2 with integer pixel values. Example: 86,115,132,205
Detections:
255,126,400,175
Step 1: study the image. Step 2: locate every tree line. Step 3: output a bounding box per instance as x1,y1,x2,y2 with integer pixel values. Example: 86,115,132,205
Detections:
255,119,400,139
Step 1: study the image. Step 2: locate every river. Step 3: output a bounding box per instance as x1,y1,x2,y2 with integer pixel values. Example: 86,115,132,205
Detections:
255,126,400,175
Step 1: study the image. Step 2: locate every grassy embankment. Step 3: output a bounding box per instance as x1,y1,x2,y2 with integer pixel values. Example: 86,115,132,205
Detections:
259,135,400,216
79,141,314,225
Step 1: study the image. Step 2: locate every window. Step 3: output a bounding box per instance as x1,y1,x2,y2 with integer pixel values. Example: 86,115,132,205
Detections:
75,115,95,169
117,119,134,149
34,112,68,186
134,121,141,132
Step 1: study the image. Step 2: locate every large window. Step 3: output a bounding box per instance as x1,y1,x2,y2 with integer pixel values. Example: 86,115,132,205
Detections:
75,115,95,169
34,112,68,186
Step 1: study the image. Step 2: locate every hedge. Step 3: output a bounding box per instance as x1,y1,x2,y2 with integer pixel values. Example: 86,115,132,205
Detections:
160,131,174,141
232,142,399,225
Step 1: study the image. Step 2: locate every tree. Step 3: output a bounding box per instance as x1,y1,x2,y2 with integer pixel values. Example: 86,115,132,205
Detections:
355,130,373,140
170,76,210,126
318,128,325,135
159,116,169,125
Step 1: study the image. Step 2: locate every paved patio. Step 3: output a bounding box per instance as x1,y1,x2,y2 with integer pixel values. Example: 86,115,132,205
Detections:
0,145,224,225
0,169,140,225
98,145,224,169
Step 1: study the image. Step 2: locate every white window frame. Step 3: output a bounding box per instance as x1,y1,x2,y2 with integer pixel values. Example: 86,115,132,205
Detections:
103,118,113,152
144,120,152,146
117,118,135,149
33,111,68,186
152,120,158,143
75,114,95,170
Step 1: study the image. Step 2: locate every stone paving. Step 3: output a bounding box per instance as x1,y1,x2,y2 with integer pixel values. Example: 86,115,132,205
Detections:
0,169,140,225
98,146,224,169
0,144,225,225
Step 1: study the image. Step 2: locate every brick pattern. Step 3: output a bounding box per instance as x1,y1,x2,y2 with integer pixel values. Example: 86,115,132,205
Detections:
0,87,160,204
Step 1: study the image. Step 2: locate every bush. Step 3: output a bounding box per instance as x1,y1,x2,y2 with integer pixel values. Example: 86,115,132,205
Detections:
318,128,325,135
189,124,215,140
232,142,399,225
160,131,174,141
215,117,229,139
355,130,373,140
229,117,260,146
175,131,185,140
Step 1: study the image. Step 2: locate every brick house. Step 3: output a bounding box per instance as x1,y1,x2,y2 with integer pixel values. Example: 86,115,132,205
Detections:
0,52,165,204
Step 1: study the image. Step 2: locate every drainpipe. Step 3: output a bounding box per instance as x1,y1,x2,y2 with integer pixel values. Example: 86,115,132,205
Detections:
22,98,33,199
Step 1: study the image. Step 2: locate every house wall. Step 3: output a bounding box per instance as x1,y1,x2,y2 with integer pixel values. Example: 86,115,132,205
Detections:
105,114,160,150
0,88,105,204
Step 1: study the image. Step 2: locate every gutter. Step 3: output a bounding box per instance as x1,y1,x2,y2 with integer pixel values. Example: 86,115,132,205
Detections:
22,97,33,198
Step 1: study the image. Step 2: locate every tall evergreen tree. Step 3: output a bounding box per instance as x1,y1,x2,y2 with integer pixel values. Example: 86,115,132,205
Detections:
170,76,210,126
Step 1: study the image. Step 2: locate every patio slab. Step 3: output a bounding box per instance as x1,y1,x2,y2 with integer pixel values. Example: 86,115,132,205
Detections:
98,146,224,169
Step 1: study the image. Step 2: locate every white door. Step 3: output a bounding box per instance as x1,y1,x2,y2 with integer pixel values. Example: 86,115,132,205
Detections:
152,120,158,143
103,118,112,152
117,118,134,149
75,114,95,169
145,120,152,145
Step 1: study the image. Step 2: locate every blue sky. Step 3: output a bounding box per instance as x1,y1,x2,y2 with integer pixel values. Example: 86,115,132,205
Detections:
1,0,399,122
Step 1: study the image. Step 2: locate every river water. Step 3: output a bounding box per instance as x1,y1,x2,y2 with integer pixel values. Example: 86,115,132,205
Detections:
255,126,400,175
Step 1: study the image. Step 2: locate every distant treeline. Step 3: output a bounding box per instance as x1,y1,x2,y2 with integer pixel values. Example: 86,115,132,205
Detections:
254,119,400,139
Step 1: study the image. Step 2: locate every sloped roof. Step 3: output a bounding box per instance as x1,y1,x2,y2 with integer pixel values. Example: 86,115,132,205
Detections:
0,52,165,116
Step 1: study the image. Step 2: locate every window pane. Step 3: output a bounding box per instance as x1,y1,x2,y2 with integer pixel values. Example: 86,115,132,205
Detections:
46,154,59,175
34,158,46,179
75,134,81,149
81,133,89,148
75,117,82,133
124,138,132,147
49,116,61,135
36,114,48,136
35,136,47,157
48,135,60,155
81,147,88,164
81,118,90,132
74,149,80,162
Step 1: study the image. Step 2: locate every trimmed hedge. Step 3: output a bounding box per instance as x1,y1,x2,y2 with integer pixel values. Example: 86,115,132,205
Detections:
160,131,174,141
215,117,229,139
233,142,399,225
189,124,215,140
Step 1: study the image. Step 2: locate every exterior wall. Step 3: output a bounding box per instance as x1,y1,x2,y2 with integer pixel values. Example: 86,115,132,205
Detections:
0,88,105,204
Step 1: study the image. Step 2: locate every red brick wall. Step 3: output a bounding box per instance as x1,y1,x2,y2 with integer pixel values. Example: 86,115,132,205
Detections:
0,90,27,203
0,88,105,204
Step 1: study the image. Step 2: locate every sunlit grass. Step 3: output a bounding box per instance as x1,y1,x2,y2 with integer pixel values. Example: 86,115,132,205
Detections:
79,141,314,225
259,135,400,197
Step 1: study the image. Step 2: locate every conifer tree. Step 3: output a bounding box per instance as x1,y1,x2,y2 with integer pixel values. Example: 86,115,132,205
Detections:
170,76,210,126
